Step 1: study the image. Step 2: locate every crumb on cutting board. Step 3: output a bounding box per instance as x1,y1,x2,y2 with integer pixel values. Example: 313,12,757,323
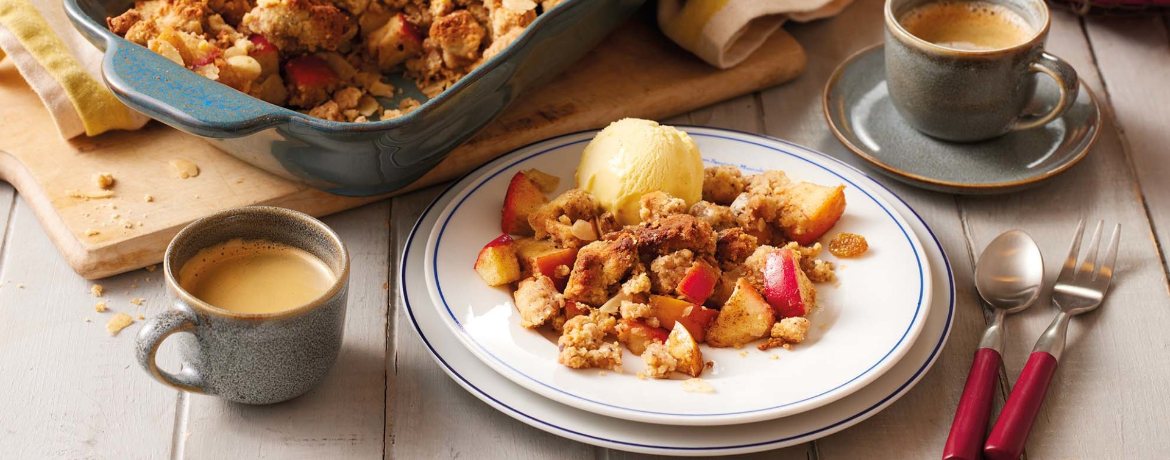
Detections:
169,159,200,179
143,194,153,202
93,172,115,190
106,313,134,336
67,189,115,200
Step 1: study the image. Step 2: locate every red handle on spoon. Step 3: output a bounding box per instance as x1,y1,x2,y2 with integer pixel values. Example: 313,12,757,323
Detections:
983,351,1059,460
942,347,1002,460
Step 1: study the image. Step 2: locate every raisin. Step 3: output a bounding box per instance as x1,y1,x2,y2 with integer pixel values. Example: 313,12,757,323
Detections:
828,233,868,258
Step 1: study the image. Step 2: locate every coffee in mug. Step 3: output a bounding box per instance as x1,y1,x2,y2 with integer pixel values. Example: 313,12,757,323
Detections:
178,239,335,314
136,206,350,404
898,1,1034,51
884,0,1079,142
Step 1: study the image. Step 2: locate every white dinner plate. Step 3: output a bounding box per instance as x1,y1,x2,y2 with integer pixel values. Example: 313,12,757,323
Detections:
422,127,933,425
401,141,956,454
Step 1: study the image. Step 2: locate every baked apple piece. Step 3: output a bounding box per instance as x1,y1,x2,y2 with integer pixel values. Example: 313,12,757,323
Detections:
248,34,279,77
648,295,718,343
665,322,704,377
675,260,720,304
501,171,549,235
762,248,817,318
284,55,339,107
513,238,577,291
615,319,669,355
474,234,521,286
530,247,578,291
706,278,775,348
366,13,423,72
779,182,846,245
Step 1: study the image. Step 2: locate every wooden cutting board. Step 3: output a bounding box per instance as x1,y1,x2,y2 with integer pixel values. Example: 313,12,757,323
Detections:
0,19,806,279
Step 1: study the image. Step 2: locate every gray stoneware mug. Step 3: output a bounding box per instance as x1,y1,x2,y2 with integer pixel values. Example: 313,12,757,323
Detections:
136,206,350,404
884,0,1079,142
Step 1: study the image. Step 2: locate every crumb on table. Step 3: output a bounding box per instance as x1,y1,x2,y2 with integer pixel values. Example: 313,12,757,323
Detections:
106,313,134,336
129,298,144,306
91,284,103,297
94,301,108,312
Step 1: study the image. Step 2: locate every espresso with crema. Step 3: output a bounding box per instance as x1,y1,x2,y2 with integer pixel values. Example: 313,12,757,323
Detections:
178,239,335,314
899,1,1035,51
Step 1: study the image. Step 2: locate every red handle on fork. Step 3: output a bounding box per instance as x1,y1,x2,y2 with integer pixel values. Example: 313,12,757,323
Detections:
983,351,1060,460
942,348,1002,460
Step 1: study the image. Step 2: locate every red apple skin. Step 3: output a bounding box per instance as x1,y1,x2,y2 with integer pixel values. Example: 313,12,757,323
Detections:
531,247,577,291
248,34,275,53
500,172,548,235
763,249,806,318
248,34,279,77
676,260,720,304
649,295,719,343
621,319,670,342
473,234,515,270
190,47,221,67
284,55,339,87
396,13,423,43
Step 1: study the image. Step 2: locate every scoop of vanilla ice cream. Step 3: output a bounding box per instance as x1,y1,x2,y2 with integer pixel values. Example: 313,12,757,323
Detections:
575,118,704,225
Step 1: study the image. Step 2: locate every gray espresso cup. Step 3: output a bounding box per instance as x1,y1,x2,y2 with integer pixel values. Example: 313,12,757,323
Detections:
136,206,350,404
884,0,1078,142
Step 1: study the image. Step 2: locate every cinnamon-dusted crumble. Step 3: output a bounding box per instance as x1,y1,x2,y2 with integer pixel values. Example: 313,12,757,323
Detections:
475,162,851,381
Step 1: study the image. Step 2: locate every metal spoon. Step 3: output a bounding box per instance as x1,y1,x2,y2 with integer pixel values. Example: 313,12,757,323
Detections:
943,230,1044,460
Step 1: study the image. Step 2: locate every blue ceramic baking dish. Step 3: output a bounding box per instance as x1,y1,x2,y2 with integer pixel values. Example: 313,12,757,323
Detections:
64,0,645,196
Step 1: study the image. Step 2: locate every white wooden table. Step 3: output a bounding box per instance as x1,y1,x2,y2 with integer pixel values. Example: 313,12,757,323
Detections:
3,1,1170,458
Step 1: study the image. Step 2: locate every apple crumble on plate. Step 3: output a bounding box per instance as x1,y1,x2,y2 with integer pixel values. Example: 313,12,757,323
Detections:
106,0,562,121
474,164,859,380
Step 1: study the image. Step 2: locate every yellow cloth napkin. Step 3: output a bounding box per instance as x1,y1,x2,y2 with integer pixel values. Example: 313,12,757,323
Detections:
659,0,855,69
0,0,148,138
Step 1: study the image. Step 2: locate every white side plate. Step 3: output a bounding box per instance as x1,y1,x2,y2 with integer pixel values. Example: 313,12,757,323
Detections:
422,128,933,425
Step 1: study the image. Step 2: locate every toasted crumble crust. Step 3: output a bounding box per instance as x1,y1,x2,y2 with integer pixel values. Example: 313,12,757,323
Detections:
564,233,638,306
648,249,693,295
514,275,563,328
557,310,622,371
689,200,736,231
639,342,678,379
639,191,687,223
702,165,745,205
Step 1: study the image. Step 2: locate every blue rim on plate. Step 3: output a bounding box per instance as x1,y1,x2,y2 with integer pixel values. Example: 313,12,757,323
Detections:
426,130,929,424
416,126,933,426
400,128,956,453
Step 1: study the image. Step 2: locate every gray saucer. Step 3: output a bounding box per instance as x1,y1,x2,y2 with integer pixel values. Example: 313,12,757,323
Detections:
823,44,1101,195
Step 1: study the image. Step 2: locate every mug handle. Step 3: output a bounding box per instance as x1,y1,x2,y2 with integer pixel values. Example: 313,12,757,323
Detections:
1009,51,1079,132
135,309,208,393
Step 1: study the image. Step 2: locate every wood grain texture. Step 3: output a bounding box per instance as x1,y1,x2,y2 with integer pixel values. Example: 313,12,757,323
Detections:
757,2,991,458
0,19,806,280
181,202,391,460
955,10,1170,459
385,187,596,460
0,197,175,460
1082,16,1170,274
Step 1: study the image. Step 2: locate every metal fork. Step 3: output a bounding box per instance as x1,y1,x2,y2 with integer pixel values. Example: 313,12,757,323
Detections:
983,220,1121,460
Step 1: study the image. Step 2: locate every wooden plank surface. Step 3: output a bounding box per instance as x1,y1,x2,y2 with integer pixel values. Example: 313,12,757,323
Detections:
758,1,990,457
2,1,1170,459
182,202,392,460
0,19,805,280
1081,15,1170,273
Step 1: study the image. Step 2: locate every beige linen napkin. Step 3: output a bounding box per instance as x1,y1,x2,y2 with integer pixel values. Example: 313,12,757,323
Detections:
659,0,856,69
0,0,149,138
